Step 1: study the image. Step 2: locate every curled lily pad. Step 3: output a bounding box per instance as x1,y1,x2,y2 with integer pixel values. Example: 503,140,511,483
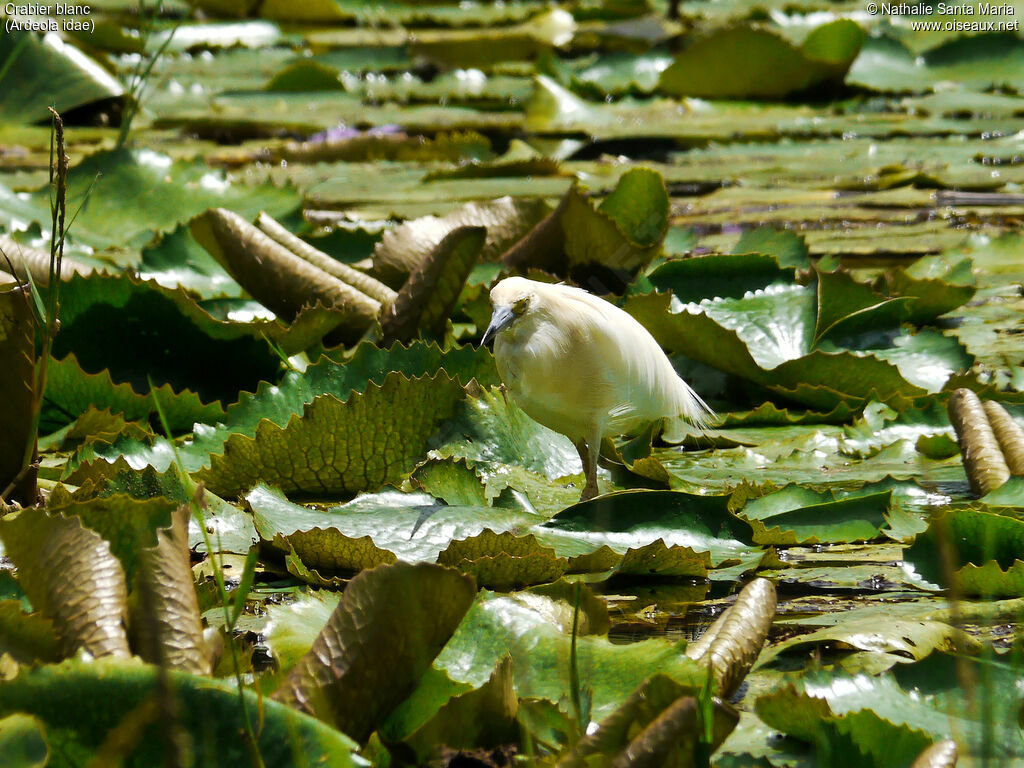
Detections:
131,506,212,675
555,675,738,768
380,226,486,345
685,578,776,697
912,739,958,768
46,491,176,583
0,235,91,286
272,561,476,742
0,509,130,659
0,285,35,506
982,400,1024,475
371,197,549,288
192,207,380,338
948,388,1011,495
255,212,397,306
503,167,669,283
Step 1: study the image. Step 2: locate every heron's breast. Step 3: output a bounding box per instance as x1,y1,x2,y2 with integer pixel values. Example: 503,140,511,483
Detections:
495,331,615,438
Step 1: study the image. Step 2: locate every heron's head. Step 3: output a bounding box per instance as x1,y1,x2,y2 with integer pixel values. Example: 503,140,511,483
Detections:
481,277,539,346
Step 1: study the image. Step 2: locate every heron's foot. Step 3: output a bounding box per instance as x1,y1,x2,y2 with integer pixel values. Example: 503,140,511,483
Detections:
578,482,599,502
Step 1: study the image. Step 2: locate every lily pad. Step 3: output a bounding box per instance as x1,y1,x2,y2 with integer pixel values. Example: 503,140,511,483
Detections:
624,284,971,409
272,561,476,743
535,490,762,578
24,148,300,251
659,21,864,99
50,273,283,407
0,31,123,123
384,588,707,743
0,659,362,767
737,486,891,545
247,484,539,577
903,507,1024,597
198,371,467,497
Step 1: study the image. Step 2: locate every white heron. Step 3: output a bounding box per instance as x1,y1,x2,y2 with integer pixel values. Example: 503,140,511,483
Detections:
482,277,713,501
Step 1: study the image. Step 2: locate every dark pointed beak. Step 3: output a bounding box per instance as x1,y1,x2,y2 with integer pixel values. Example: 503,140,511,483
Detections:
481,305,515,346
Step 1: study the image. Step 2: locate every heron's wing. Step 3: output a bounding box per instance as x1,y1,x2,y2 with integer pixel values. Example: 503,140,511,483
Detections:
577,297,714,435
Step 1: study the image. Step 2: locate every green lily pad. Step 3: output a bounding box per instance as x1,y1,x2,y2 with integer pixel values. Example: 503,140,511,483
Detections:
437,531,569,589
757,653,1024,762
0,713,48,768
738,486,891,545
138,224,244,300
849,32,1024,94
0,603,60,666
24,148,300,251
198,371,466,497
566,49,674,96
757,617,976,668
411,456,490,507
383,588,707,744
395,656,519,763
0,30,123,124
755,683,934,768
43,353,225,433
430,385,582,481
624,285,970,409
659,434,965,495
0,659,362,767
659,21,864,99
648,252,796,304
57,460,257,555
50,273,283,408
733,226,812,270
247,484,538,577
535,490,761,578
904,507,1024,597
185,340,498,469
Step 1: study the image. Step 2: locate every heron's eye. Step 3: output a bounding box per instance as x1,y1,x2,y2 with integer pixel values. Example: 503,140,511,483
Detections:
513,297,530,315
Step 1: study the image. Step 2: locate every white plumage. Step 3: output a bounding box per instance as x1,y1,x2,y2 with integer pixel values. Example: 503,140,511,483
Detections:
481,276,713,501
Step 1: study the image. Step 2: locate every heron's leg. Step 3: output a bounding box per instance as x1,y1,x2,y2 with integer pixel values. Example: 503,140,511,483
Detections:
573,439,596,502
575,430,601,502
